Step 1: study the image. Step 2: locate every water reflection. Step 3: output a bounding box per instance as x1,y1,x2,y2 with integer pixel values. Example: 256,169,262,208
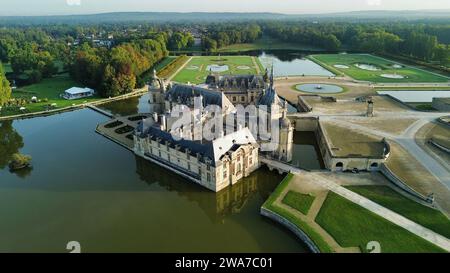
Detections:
0,109,307,253
99,94,150,116
0,121,24,169
136,155,282,223
0,120,32,177
291,131,325,170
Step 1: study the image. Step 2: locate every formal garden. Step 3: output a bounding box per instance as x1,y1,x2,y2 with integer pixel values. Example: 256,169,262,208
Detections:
172,56,264,84
310,54,449,83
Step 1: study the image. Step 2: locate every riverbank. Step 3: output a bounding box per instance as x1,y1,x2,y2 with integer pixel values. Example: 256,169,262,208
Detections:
0,88,148,121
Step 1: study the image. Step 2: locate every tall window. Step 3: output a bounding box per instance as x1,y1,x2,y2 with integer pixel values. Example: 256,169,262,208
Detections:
223,170,227,179
207,173,211,182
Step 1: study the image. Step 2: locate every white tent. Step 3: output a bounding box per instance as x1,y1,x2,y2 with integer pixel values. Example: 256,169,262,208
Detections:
63,87,95,100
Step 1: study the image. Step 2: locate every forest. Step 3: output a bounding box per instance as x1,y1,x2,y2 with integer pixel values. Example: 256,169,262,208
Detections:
0,18,449,106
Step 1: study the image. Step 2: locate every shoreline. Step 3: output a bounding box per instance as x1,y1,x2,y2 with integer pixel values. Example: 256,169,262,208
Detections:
0,88,148,122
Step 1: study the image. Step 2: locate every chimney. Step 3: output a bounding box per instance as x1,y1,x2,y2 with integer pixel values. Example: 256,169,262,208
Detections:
160,115,167,131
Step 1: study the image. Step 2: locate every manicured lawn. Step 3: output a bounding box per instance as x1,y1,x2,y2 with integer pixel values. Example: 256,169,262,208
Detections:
1,74,100,116
315,192,445,253
262,174,334,253
282,191,315,215
347,186,450,238
219,36,323,53
310,54,449,83
172,56,262,84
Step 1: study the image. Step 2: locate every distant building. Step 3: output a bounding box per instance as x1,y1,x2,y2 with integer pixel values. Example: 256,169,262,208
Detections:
63,87,95,100
203,70,269,106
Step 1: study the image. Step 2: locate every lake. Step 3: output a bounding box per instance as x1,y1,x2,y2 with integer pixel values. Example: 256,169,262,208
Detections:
377,90,450,103
258,52,334,77
0,94,323,253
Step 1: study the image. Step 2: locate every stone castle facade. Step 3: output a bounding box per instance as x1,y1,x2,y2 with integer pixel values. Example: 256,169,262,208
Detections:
134,69,293,192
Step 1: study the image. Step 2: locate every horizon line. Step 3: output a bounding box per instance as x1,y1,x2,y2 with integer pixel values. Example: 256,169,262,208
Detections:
1,8,450,18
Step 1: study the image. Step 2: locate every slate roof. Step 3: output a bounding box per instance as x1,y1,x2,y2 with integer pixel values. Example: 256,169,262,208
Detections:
257,87,284,110
206,75,266,90
165,84,223,107
136,123,258,166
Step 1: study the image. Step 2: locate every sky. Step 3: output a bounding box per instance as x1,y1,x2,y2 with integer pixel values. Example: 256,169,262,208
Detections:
0,0,450,16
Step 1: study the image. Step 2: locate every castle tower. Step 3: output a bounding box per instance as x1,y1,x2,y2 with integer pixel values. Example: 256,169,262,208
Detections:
278,101,294,162
148,69,165,114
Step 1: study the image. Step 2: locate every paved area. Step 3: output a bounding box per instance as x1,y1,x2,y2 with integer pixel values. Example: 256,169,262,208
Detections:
324,117,450,190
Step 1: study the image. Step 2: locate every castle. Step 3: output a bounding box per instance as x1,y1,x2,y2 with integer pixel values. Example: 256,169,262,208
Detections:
133,69,293,192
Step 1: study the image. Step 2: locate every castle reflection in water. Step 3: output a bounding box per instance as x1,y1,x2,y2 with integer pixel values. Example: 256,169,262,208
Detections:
135,155,281,223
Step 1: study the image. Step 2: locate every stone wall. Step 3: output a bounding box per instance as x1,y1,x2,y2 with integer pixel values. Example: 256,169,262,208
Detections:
380,164,433,204
260,207,320,253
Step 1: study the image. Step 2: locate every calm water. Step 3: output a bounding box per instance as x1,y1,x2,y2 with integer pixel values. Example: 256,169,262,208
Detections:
0,103,316,253
291,132,325,170
377,90,450,103
258,52,334,77
296,84,343,94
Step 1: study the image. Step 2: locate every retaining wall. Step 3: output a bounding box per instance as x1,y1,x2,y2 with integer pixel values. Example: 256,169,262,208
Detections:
380,164,433,204
260,207,320,253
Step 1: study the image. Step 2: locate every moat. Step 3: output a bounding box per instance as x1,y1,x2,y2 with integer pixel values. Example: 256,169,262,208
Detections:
0,94,324,252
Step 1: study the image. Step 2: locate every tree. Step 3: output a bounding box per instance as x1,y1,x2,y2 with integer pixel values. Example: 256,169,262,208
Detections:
434,44,450,66
9,153,32,171
0,63,11,106
0,121,24,169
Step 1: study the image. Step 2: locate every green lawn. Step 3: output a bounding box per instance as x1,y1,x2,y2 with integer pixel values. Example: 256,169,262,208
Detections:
219,36,324,53
1,74,100,116
262,174,334,253
172,56,262,84
347,185,450,238
315,192,445,253
310,54,449,83
282,191,315,215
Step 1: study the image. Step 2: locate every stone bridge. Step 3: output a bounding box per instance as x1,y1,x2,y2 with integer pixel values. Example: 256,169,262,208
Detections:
259,156,303,175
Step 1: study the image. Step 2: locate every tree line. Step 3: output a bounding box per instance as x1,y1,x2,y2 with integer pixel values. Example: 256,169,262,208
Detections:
201,23,262,52
70,33,168,97
262,21,449,66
